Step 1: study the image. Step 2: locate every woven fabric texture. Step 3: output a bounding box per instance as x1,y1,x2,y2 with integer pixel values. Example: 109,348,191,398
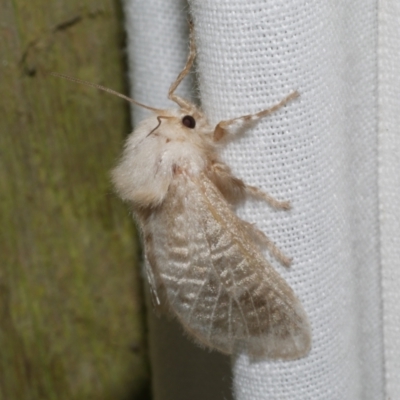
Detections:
123,0,389,399
378,1,400,399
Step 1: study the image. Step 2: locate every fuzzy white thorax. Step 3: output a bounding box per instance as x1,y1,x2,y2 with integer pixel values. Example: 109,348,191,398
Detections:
112,108,216,208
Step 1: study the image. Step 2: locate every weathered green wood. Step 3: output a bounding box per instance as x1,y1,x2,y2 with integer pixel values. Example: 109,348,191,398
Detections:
0,1,149,399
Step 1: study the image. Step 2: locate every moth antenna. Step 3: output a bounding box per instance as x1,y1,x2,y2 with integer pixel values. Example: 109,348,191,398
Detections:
51,73,163,113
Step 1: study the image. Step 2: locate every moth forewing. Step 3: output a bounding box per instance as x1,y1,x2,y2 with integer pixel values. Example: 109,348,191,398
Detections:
147,173,311,359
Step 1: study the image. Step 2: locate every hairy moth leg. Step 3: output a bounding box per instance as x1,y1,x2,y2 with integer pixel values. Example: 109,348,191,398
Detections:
245,184,291,210
210,162,291,210
241,220,292,267
213,91,299,141
168,21,196,109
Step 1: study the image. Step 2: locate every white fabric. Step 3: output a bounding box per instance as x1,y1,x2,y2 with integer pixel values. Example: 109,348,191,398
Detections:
122,0,398,398
378,1,400,399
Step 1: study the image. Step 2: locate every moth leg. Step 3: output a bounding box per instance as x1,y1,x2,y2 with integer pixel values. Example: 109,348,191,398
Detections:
213,91,299,141
207,162,246,204
242,221,292,267
209,162,291,210
168,21,196,109
244,184,291,210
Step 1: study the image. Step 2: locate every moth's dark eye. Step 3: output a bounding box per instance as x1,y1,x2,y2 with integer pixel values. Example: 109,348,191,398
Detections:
182,115,196,129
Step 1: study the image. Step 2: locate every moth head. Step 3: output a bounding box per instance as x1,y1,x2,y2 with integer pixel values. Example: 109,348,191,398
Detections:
148,105,213,144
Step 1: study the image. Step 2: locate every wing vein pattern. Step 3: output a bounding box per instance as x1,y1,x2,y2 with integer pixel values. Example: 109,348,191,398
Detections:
143,172,310,358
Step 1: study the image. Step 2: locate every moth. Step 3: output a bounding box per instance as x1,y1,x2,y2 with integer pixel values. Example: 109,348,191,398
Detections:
54,25,311,359
112,29,311,360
